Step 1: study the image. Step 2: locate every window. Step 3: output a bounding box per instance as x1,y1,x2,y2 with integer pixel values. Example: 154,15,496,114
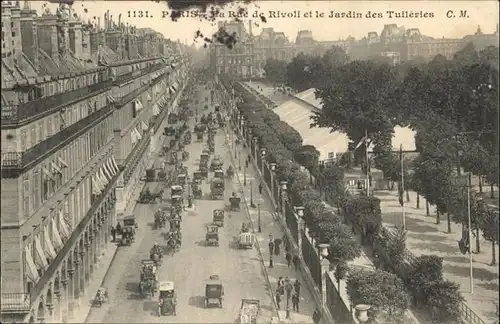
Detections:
38,122,44,142
47,119,52,137
12,31,15,37
30,125,36,146
32,170,40,210
23,174,31,217
20,130,27,151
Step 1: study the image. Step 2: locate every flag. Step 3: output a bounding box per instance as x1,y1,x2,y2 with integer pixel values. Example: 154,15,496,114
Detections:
398,144,404,206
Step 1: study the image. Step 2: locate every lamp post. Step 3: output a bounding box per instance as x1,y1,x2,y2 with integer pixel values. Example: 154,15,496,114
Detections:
258,201,262,232
253,137,258,162
280,181,288,224
244,163,247,186
260,148,267,175
295,206,305,257
319,243,330,315
250,180,256,208
269,162,276,205
238,150,242,171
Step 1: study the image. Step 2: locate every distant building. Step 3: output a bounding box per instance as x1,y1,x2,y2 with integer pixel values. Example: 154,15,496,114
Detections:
380,51,401,66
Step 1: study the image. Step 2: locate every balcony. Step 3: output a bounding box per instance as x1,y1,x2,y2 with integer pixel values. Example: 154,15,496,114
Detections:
115,68,168,108
1,104,114,177
1,80,114,126
1,63,167,127
0,293,31,313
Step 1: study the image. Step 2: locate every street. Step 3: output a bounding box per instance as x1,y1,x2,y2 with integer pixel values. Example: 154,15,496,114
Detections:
86,86,276,323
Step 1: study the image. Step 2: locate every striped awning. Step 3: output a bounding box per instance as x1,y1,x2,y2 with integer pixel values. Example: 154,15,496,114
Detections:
147,93,152,101
111,156,119,173
134,99,143,111
34,237,48,269
91,176,101,195
141,120,148,131
58,210,70,239
24,245,40,282
152,104,160,116
58,157,68,168
51,219,64,250
102,163,112,181
43,228,57,260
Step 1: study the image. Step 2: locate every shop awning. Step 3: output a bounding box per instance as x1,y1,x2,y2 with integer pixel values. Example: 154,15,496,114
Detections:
106,158,116,176
34,237,48,269
111,156,119,173
134,99,143,112
95,171,107,189
58,157,68,168
24,246,40,282
169,86,176,95
107,95,116,104
91,176,101,195
51,220,63,250
43,228,57,260
102,163,112,181
152,104,160,116
51,161,62,175
104,159,115,177
147,93,152,101
42,167,53,180
131,128,138,145
58,210,70,239
99,168,109,185
141,120,148,131
135,127,143,140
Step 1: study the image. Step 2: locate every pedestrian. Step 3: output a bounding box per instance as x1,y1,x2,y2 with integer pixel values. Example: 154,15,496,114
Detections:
111,226,116,242
258,183,263,195
285,252,292,267
245,159,249,169
292,255,299,271
268,239,275,256
275,291,281,310
274,238,281,256
291,291,300,312
277,276,283,288
294,279,301,298
313,308,321,324
269,255,274,268
277,283,284,296
116,222,122,236
284,277,293,302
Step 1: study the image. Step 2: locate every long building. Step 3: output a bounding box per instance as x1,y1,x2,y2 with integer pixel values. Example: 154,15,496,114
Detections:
0,1,190,323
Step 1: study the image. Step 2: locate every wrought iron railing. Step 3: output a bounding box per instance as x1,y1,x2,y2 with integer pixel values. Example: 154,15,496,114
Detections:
1,80,113,125
1,104,114,169
0,293,31,313
459,297,487,324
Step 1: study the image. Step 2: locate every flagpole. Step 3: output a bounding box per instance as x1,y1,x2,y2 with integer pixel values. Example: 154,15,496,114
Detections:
401,144,406,231
365,129,370,196
467,171,474,293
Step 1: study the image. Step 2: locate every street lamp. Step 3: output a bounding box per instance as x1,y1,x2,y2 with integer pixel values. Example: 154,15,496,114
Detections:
295,206,304,257
280,181,288,223
318,243,330,314
258,201,262,232
269,162,276,204
253,137,258,162
250,180,256,208
260,148,267,175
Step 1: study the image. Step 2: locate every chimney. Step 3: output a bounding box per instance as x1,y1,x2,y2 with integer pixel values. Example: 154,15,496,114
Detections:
97,17,101,31
69,20,83,60
37,14,59,64
248,20,252,37
20,4,38,68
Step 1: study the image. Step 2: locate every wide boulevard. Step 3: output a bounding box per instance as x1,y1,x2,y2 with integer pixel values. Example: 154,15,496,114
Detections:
85,85,276,323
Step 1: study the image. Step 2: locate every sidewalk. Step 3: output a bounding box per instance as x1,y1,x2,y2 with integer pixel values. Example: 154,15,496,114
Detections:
71,179,144,323
227,132,320,324
377,189,499,323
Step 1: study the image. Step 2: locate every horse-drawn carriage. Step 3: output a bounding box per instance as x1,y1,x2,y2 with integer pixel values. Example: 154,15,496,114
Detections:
138,188,164,204
239,299,260,324
165,229,181,251
170,151,178,165
181,150,189,161
176,174,187,186
200,152,210,165
213,209,225,227
120,215,137,246
205,275,224,308
192,180,203,199
193,171,203,182
149,245,163,266
93,287,109,307
154,208,168,229
199,165,208,179
205,225,219,246
183,132,191,145
238,224,256,249
140,260,158,298
210,156,223,172
158,281,177,316
171,184,183,198
214,169,224,180
146,168,157,182
230,193,241,211
226,165,234,179
210,178,225,200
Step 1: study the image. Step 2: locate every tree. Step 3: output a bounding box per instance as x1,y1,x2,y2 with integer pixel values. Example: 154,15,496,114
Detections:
334,260,349,291
285,53,315,91
294,145,320,183
312,61,398,155
373,227,407,274
425,280,463,324
320,164,345,204
407,255,444,306
479,208,499,265
453,42,479,65
346,268,410,324
322,221,361,263
263,58,287,85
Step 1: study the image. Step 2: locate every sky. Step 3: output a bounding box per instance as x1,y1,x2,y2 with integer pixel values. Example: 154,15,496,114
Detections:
30,1,499,47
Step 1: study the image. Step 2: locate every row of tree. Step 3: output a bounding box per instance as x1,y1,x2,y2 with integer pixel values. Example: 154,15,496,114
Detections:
264,43,499,265
219,73,465,323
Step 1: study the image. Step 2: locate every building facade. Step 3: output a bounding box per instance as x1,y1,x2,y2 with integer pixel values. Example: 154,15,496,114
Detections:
0,1,190,323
